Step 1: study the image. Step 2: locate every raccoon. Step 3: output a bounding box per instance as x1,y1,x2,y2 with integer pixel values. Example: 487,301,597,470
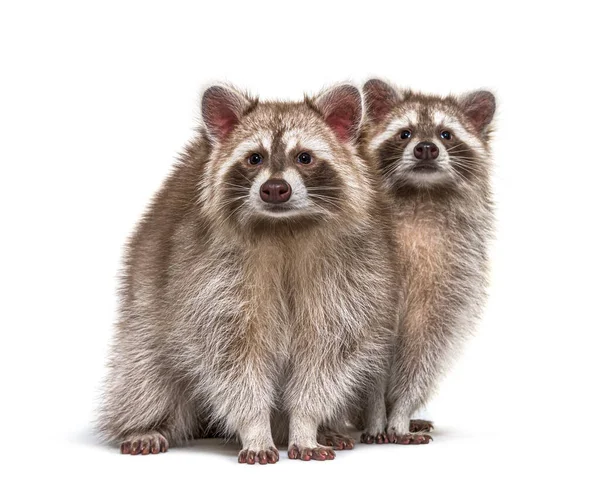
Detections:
97,83,399,463
359,79,495,444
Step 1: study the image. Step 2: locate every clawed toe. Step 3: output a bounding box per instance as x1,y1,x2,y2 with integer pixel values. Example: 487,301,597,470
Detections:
288,444,335,461
410,419,434,433
360,432,389,444
388,432,432,445
238,446,279,465
120,433,168,455
320,434,355,450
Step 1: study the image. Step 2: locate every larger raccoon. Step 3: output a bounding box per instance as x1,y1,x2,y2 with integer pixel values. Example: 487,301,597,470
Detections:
97,83,399,463
359,79,495,445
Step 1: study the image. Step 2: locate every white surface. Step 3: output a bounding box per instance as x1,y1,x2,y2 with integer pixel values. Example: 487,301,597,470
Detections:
1,1,598,500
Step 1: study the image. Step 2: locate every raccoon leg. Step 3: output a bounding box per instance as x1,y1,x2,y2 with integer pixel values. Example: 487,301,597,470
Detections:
385,331,441,445
203,343,279,464
99,361,198,454
285,361,357,460
360,388,389,444
287,414,336,461
201,378,278,465
386,394,434,444
285,338,390,458
235,411,279,465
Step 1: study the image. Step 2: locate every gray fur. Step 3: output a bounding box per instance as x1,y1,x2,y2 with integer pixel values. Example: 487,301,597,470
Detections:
97,83,399,462
360,79,495,443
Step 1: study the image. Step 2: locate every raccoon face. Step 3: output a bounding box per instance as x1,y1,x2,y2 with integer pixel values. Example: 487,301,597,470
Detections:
363,79,495,191
200,84,367,229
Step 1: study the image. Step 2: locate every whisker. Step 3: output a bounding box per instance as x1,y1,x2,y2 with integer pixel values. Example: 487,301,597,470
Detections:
306,187,342,192
309,194,344,210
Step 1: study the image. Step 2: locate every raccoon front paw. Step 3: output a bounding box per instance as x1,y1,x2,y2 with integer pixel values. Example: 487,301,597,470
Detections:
120,432,168,455
238,446,279,465
388,432,432,445
318,431,355,450
410,419,434,433
360,431,389,444
288,444,336,461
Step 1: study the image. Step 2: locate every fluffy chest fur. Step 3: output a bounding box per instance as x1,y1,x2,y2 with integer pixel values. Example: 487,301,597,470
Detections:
392,195,491,338
395,202,455,285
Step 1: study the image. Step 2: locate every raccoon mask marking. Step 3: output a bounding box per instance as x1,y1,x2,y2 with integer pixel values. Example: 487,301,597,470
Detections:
200,85,369,232
363,79,495,193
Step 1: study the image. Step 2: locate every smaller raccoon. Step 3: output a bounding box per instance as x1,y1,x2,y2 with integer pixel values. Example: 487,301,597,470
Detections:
359,79,496,444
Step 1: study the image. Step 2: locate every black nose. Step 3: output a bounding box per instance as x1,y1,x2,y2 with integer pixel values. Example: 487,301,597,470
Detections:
260,179,292,204
414,141,439,160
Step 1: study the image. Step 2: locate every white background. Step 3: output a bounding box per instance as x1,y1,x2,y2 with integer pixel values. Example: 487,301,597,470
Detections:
1,1,599,500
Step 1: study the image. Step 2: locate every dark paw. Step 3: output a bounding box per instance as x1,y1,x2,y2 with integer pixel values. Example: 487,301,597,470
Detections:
360,432,389,444
120,433,168,455
410,419,434,433
238,446,279,465
388,432,432,445
288,444,336,461
319,432,355,450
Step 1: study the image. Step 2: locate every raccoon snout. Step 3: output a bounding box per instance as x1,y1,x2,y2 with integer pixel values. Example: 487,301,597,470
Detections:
260,179,292,204
414,142,439,160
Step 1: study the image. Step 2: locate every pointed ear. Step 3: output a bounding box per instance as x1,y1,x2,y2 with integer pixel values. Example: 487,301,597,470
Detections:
201,85,252,142
363,79,399,123
459,90,496,133
313,84,363,142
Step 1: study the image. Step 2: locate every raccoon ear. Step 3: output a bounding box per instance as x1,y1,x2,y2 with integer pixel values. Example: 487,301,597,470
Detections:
314,85,363,142
459,90,496,133
363,79,399,123
202,85,252,142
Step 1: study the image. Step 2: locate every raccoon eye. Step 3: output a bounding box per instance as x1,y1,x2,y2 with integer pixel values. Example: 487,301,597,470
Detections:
297,152,313,165
248,153,263,166
399,129,412,140
440,130,452,140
